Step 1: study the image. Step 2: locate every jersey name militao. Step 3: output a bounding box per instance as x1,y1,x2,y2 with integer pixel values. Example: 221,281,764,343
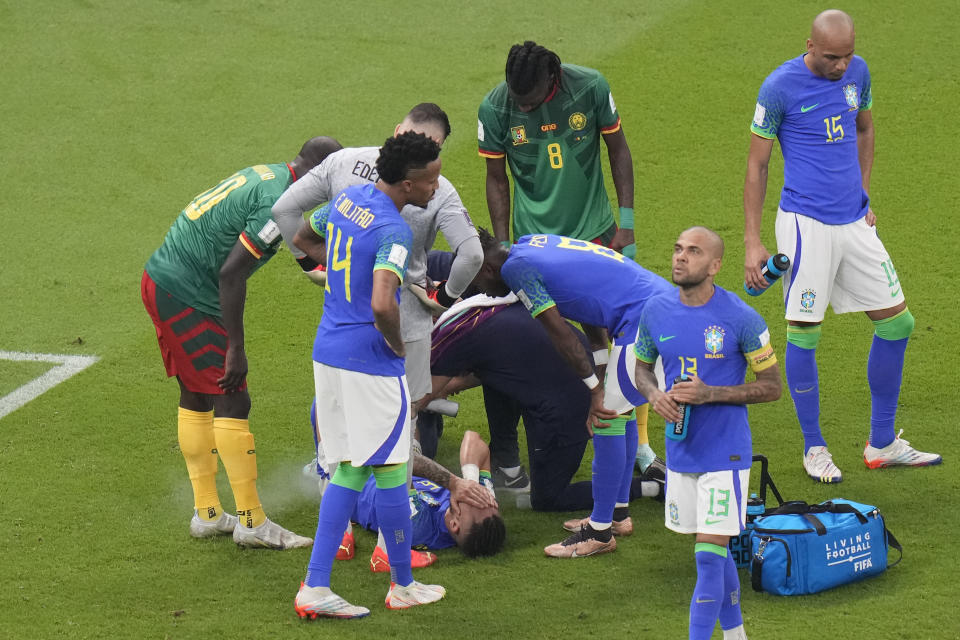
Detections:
276,146,475,341
634,287,777,472
501,234,673,344
751,54,873,224
145,163,291,316
310,183,412,376
478,64,621,241
353,475,455,550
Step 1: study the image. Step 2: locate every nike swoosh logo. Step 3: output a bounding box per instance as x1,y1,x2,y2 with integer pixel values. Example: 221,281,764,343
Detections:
793,386,815,394
659,335,675,342
891,288,901,297
696,597,716,603
704,518,725,525
800,103,819,112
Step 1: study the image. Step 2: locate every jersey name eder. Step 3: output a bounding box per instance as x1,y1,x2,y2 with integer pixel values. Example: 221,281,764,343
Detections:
280,146,475,341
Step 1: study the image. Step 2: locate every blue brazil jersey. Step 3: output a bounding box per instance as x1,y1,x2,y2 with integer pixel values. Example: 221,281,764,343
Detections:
634,287,777,472
311,184,412,376
501,234,673,344
751,54,873,225
353,475,455,550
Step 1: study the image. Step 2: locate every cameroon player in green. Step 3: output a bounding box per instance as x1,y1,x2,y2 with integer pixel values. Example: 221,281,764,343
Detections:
142,136,341,549
478,41,659,471
478,41,636,257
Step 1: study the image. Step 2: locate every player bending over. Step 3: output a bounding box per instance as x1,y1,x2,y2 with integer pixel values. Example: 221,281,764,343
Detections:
142,136,340,549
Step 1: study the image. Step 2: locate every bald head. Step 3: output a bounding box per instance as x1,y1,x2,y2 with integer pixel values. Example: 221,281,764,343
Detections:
683,226,724,260
806,10,856,80
811,10,854,40
672,226,724,291
290,136,342,178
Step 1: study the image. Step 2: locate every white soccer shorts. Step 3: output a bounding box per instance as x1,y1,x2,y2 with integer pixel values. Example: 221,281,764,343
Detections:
312,361,411,467
665,468,750,536
776,209,906,322
603,342,664,415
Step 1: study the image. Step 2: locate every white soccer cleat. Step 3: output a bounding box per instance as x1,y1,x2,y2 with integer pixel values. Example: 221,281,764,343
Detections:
384,581,446,609
189,510,238,538
803,446,842,483
294,583,369,619
234,518,313,550
864,430,942,469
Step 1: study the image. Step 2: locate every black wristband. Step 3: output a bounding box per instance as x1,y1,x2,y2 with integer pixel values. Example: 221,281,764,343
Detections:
297,255,320,272
435,281,457,307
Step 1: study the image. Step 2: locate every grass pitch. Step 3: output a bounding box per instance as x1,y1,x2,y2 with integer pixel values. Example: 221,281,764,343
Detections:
2,1,958,638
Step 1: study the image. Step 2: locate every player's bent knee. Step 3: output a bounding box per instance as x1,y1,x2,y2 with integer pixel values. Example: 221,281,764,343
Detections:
873,308,914,341
372,463,407,489
786,324,822,350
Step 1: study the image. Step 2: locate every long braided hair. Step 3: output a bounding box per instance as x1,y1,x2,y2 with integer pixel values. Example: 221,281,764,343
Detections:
504,40,562,95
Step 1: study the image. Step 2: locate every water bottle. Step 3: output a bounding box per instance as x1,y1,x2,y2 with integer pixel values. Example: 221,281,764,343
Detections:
744,253,790,296
746,492,765,523
665,376,691,441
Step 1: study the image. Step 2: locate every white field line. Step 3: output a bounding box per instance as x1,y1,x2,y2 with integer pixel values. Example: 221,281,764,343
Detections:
0,350,100,420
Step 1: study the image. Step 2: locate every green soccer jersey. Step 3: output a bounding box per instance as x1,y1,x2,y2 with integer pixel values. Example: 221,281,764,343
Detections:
478,64,622,241
144,163,292,317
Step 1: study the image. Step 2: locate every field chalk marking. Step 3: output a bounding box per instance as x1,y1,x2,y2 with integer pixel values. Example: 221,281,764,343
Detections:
0,350,100,420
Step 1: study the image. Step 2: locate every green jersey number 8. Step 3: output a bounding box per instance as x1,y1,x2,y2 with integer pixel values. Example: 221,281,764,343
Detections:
547,143,563,169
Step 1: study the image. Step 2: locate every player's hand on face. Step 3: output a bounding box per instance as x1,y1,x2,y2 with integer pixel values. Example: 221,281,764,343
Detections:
667,375,710,405
865,207,877,227
648,388,683,423
217,346,247,392
743,242,772,291
450,476,498,510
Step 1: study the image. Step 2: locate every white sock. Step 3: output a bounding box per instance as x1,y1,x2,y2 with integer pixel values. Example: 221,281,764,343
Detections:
640,480,660,498
461,463,480,483
499,465,521,478
376,529,386,551
587,519,611,531
723,625,748,640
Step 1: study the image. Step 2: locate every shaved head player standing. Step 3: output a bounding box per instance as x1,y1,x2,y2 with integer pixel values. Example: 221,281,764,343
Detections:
635,227,781,640
743,10,940,484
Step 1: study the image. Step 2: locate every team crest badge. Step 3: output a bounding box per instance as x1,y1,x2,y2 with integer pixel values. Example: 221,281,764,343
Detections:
800,289,817,311
704,325,725,355
668,500,680,525
568,112,587,131
843,83,859,110
510,125,528,145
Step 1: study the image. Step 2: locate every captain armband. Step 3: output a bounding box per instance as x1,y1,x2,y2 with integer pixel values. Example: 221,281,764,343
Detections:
745,344,778,373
